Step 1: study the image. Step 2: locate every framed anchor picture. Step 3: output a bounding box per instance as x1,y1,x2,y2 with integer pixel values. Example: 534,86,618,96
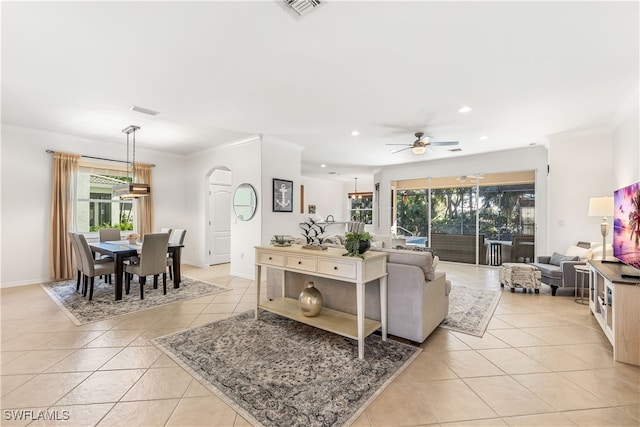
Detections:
272,178,293,212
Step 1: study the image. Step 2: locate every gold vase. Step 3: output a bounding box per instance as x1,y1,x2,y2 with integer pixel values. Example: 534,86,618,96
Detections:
298,282,323,317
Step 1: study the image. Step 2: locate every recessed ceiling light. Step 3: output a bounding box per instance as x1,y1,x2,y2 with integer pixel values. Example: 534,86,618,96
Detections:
320,164,326,168
130,105,160,116
351,130,360,136
479,135,488,140
458,106,472,113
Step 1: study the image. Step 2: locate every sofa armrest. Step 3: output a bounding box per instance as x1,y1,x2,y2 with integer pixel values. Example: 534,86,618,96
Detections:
537,256,551,264
561,260,586,286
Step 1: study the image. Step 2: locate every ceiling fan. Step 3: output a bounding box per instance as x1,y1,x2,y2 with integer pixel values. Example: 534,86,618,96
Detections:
387,132,459,155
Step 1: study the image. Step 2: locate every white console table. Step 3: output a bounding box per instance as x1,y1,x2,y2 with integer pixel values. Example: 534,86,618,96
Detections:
254,245,388,359
588,260,640,366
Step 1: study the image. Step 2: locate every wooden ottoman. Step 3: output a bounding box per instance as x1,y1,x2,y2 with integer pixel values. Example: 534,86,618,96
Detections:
499,263,541,293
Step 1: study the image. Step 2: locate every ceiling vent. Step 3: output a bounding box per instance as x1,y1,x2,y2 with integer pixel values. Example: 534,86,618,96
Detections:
280,0,323,19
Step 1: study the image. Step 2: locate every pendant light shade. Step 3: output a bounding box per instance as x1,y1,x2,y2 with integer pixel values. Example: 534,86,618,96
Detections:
113,125,150,198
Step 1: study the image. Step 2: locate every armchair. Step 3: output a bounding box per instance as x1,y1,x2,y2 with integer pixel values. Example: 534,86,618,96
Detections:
528,242,591,296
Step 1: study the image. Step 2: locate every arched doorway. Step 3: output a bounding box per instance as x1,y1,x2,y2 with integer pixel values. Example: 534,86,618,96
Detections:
206,167,232,265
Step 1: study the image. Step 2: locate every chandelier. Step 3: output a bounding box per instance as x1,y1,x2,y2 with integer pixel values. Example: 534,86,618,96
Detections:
348,178,372,200
112,125,151,198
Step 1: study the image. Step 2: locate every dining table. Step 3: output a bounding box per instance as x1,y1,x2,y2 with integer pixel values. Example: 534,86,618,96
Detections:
89,240,184,301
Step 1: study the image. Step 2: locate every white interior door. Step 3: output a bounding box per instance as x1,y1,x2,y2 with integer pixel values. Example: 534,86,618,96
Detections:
208,169,231,265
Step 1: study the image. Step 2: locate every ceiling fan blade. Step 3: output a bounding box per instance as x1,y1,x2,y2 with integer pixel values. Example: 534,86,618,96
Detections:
391,146,412,154
430,140,459,147
385,143,412,146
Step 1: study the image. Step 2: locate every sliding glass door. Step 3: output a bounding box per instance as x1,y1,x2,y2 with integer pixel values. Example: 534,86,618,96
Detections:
391,171,535,265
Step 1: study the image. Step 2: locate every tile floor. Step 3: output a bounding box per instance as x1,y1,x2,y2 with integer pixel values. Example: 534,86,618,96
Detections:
1,262,639,426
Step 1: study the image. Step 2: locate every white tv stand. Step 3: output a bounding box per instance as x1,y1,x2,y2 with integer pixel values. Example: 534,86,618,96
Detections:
588,260,640,366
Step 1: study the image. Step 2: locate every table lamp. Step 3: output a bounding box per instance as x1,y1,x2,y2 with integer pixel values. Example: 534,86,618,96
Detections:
588,196,614,260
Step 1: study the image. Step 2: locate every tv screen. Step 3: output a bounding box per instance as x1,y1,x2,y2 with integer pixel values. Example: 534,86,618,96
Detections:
613,181,640,275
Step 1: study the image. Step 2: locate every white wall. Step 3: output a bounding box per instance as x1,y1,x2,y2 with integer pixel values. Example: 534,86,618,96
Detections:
612,84,640,188
301,177,346,223
0,124,186,287
547,129,615,252
182,136,263,279
260,136,304,247
374,145,549,257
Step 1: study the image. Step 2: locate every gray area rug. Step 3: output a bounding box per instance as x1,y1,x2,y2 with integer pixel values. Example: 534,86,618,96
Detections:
42,276,229,325
153,310,420,427
440,285,501,337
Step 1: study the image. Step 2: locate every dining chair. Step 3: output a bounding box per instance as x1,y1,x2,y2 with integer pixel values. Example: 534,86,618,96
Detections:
68,232,83,292
99,228,122,242
125,233,170,299
97,228,122,273
166,229,187,280
77,233,115,301
160,227,172,235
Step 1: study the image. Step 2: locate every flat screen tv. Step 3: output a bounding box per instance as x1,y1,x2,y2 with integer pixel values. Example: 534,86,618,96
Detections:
613,180,640,279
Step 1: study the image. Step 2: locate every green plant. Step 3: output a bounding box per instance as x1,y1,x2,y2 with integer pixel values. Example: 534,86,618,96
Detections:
344,232,372,258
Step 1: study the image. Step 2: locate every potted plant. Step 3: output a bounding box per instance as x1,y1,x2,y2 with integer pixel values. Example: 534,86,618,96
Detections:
344,231,372,258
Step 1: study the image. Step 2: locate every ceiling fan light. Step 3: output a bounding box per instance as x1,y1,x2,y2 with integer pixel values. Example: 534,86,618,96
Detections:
412,146,426,155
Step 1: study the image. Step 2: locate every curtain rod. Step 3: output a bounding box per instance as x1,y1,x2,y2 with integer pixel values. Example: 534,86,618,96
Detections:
45,149,156,167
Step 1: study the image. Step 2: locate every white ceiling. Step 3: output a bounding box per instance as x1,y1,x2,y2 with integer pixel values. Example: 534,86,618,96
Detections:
2,1,638,181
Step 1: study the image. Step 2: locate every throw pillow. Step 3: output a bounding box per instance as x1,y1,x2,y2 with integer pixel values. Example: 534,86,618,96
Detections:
549,252,579,266
565,245,592,261
370,240,383,250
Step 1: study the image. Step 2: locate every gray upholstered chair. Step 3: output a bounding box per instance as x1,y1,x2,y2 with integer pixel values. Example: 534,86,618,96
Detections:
97,228,122,267
125,233,170,299
99,228,121,242
68,232,83,292
347,222,365,233
76,233,115,300
166,229,187,280
160,227,172,235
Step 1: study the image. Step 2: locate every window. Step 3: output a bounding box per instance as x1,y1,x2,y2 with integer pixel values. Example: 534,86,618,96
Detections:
349,193,373,224
75,164,136,233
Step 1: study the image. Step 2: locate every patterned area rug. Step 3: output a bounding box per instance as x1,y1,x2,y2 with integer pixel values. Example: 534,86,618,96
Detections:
440,285,501,337
42,276,229,325
153,310,420,427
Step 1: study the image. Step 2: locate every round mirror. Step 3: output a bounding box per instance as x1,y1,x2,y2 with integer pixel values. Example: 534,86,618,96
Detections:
233,183,257,221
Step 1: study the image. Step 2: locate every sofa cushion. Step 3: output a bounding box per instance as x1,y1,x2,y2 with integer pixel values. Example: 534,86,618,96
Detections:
531,263,563,278
549,252,579,266
565,245,592,261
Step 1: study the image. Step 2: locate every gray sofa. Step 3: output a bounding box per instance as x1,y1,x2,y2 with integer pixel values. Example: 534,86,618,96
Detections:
267,248,450,343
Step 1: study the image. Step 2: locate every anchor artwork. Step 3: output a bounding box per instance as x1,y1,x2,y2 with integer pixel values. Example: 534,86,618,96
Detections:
272,178,293,212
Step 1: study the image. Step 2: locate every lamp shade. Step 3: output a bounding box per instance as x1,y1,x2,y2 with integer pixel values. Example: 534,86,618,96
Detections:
588,196,613,217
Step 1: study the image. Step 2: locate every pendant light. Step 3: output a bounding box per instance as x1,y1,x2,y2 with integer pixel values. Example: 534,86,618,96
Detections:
112,125,151,198
348,178,372,200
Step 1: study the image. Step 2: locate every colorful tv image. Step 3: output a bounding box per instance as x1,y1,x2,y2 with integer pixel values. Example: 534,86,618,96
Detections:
613,180,640,273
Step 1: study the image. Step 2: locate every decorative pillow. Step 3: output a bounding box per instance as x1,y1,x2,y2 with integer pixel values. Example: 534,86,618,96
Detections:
370,240,383,250
371,234,392,248
549,252,579,266
565,245,592,261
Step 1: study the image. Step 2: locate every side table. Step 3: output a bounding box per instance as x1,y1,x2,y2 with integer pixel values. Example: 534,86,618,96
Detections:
574,264,589,305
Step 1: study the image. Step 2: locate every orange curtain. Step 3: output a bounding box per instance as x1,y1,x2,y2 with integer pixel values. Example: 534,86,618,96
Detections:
134,162,153,235
49,152,80,279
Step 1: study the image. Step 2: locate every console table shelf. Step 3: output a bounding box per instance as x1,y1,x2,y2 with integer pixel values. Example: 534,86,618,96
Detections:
259,298,382,340
588,260,640,366
254,245,388,359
